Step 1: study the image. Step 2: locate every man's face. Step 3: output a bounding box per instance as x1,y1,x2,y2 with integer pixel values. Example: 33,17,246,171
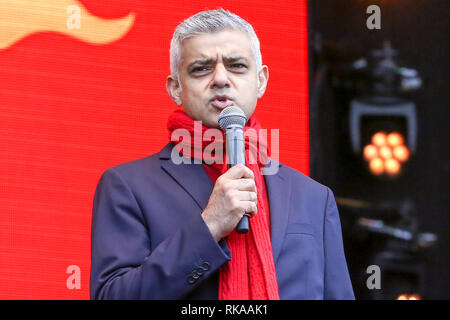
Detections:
167,29,268,128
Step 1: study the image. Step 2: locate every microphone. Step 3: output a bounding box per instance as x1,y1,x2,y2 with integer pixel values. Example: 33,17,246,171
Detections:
218,106,250,234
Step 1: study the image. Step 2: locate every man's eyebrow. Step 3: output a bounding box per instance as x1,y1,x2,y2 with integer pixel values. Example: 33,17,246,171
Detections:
188,58,215,68
187,56,250,69
223,56,250,64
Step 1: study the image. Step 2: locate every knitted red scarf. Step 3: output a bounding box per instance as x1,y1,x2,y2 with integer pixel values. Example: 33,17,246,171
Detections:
167,110,280,300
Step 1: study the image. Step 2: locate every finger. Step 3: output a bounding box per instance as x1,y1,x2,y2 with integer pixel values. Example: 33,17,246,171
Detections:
226,178,257,192
224,163,254,180
235,191,257,202
242,201,257,216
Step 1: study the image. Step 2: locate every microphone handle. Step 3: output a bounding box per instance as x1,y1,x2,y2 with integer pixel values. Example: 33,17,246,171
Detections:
225,127,249,234
228,162,250,234
236,214,250,234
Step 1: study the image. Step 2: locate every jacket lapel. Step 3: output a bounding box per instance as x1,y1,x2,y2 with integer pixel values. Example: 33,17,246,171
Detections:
264,160,290,265
160,143,213,211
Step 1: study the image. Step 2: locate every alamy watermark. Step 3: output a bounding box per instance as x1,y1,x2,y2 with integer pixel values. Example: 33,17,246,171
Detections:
66,265,81,290
366,5,381,30
366,264,381,290
169,120,280,175
66,5,81,30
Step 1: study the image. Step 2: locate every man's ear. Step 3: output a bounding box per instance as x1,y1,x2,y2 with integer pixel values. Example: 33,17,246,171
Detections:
257,65,269,99
166,75,182,106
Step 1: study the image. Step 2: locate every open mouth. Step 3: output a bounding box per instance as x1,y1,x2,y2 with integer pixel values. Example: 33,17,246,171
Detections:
211,96,233,109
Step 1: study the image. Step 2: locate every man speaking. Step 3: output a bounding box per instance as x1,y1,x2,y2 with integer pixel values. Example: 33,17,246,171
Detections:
90,9,354,300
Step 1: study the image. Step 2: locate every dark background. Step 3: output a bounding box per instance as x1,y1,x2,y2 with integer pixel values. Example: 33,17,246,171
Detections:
308,0,449,299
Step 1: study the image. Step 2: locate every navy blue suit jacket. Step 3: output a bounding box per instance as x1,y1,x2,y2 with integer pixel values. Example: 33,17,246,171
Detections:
90,143,354,299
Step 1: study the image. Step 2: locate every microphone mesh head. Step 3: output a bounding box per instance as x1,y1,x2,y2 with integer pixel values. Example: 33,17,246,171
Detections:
218,106,247,130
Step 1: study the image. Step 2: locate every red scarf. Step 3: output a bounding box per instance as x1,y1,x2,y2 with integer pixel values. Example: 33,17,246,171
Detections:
167,110,280,300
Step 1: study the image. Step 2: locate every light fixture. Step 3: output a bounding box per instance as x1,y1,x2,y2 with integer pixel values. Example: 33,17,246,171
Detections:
349,97,417,179
396,294,421,300
362,130,410,177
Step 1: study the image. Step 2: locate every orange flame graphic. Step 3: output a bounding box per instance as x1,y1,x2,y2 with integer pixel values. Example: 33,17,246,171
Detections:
0,0,135,50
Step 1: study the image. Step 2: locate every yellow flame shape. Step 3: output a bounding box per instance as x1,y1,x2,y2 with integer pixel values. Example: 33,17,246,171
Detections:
0,0,135,50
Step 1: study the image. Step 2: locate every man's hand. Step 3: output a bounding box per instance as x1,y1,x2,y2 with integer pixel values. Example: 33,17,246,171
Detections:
201,164,257,241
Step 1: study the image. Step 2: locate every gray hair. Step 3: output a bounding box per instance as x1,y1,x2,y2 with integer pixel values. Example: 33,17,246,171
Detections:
169,9,263,81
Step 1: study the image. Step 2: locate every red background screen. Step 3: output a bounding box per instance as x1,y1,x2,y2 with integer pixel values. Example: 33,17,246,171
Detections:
0,0,309,299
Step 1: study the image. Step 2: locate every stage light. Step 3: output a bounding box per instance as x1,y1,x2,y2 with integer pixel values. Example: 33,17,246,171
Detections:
385,158,401,176
396,294,421,300
369,157,384,175
372,131,387,147
362,131,409,177
347,42,418,179
387,132,404,147
319,40,430,300
363,144,378,160
379,145,392,160
393,145,410,162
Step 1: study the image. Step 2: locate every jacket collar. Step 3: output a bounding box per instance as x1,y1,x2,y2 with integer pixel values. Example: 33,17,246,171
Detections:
159,142,290,265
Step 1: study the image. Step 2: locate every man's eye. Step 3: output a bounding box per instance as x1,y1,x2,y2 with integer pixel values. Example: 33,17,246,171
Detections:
191,67,210,73
229,64,247,69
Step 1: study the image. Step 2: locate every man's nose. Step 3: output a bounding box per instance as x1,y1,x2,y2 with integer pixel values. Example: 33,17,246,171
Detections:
211,64,231,88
